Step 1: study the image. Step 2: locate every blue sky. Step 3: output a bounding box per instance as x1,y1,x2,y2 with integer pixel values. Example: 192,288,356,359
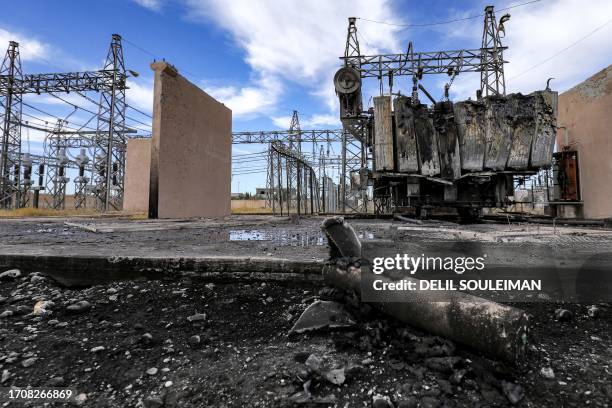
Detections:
4,0,612,194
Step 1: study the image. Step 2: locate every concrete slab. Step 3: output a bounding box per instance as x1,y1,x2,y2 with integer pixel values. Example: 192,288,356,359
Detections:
149,62,232,219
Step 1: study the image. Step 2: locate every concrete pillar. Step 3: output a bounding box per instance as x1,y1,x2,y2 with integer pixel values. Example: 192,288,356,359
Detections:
123,138,151,212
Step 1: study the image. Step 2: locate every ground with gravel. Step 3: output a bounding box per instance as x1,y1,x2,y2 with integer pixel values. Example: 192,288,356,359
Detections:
0,215,611,407
0,267,610,407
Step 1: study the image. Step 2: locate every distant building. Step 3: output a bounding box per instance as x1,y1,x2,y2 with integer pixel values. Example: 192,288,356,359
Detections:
255,188,269,198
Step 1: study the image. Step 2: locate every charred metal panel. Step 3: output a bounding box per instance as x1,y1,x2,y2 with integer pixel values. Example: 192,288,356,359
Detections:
484,96,513,170
506,93,536,170
454,100,486,171
413,104,440,176
393,96,419,172
433,101,461,180
530,91,558,168
552,150,580,201
373,96,394,171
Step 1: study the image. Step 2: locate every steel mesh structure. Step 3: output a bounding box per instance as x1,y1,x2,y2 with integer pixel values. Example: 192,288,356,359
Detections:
0,41,23,209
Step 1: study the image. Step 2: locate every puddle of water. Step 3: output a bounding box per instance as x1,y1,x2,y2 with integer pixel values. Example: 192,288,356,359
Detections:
358,232,375,240
228,229,377,246
229,229,326,247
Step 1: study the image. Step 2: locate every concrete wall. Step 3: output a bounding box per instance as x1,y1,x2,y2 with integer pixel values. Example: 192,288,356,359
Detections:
123,138,151,212
149,62,232,219
556,65,612,219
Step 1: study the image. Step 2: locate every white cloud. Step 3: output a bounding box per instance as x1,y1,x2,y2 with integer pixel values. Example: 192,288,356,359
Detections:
444,0,612,99
184,0,402,121
0,28,49,62
131,0,164,12
503,0,612,93
203,74,281,118
126,77,154,116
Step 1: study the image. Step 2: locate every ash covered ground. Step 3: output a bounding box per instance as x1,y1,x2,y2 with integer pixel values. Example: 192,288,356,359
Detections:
0,216,611,407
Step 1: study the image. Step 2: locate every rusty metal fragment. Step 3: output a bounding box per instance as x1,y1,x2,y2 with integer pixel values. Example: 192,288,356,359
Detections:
321,217,361,259
290,300,356,334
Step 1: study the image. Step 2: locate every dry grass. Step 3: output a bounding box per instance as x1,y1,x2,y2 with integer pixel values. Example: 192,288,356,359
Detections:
231,206,273,215
0,207,98,218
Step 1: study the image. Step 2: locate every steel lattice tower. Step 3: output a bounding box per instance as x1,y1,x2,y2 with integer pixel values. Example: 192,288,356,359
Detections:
0,41,23,209
43,120,69,209
93,34,127,211
480,6,508,97
286,110,301,211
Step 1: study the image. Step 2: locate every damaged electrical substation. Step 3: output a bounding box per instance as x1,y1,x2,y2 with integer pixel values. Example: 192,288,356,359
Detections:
334,11,558,219
0,3,611,408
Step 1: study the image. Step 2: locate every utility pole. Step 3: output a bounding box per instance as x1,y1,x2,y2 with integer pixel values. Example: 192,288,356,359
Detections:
480,6,510,97
0,41,22,209
93,34,127,212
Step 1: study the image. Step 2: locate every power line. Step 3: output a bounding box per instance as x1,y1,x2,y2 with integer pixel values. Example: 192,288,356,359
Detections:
21,102,99,132
68,90,152,129
122,37,158,59
122,36,199,79
357,0,541,28
509,16,612,80
126,104,152,119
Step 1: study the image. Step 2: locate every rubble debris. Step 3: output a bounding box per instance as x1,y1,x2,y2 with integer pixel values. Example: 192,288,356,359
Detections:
424,356,462,374
304,354,346,386
372,394,394,408
66,300,91,314
418,396,440,408
321,217,530,364
33,300,54,316
396,396,418,408
555,308,573,322
21,357,37,368
187,313,207,322
587,305,601,318
501,380,525,405
540,367,555,379
450,369,467,385
0,269,21,280
74,393,88,406
143,396,164,408
290,300,356,334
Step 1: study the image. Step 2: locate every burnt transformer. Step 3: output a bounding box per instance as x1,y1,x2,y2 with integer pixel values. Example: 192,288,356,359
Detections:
335,67,558,217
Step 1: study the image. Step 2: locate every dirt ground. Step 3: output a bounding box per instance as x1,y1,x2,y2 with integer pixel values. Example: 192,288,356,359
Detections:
0,215,611,407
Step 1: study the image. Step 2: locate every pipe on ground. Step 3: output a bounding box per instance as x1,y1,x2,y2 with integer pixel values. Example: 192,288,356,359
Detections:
321,217,529,364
